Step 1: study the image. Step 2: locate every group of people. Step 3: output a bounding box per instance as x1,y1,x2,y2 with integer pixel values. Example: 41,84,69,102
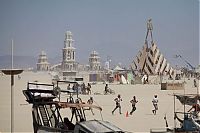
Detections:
111,94,159,115
81,94,159,116
111,94,139,115
68,82,159,116
67,82,92,95
80,82,92,95
81,92,200,117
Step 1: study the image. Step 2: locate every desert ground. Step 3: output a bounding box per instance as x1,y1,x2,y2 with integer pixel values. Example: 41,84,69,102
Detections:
0,71,198,133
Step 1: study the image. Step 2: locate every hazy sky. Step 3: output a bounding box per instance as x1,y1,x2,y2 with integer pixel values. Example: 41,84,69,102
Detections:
0,0,199,68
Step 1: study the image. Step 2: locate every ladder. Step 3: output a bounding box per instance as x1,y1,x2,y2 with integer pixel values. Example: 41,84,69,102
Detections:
38,105,50,127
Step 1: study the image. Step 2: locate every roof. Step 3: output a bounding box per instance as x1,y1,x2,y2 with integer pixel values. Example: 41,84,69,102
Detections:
113,66,124,71
78,120,123,132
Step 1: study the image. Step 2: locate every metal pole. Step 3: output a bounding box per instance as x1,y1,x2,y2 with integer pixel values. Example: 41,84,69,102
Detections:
183,76,186,118
11,74,14,133
173,94,176,133
11,39,13,69
196,79,199,95
11,40,14,133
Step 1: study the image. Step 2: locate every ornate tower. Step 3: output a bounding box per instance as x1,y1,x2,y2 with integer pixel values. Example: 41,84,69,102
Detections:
89,51,101,71
36,51,50,71
61,31,77,72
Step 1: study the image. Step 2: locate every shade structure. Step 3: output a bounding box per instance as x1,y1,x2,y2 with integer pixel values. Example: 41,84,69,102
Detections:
2,69,23,75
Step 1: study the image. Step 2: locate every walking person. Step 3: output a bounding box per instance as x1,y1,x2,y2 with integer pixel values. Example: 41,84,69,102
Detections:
86,83,91,95
104,84,109,94
112,94,122,114
130,96,138,115
152,95,158,115
81,82,86,94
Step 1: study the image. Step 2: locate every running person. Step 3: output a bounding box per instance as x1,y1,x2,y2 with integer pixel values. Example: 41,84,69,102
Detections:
112,94,122,114
130,96,138,115
152,95,158,115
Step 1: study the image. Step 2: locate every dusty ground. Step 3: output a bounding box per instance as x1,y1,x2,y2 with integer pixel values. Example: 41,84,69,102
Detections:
0,71,198,132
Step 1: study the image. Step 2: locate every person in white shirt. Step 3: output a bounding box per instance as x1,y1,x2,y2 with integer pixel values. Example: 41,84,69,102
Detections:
152,95,158,115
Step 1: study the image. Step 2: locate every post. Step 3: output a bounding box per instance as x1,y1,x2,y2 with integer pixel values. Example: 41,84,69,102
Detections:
173,94,176,132
183,75,186,121
11,39,13,69
11,74,14,133
11,40,14,132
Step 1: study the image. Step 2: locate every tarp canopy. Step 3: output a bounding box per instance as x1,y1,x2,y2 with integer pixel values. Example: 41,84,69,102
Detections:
113,66,124,71
175,94,200,106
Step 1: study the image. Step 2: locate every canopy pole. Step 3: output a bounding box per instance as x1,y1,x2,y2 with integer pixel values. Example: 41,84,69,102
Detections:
174,94,176,132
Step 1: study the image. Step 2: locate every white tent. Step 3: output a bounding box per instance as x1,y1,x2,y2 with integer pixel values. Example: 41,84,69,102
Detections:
114,66,124,71
120,75,128,84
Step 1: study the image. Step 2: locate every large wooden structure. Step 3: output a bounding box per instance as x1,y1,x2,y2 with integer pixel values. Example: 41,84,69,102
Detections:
131,19,176,77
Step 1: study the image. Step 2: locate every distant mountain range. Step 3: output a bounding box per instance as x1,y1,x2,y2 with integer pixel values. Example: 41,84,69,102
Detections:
0,55,61,69
0,55,127,70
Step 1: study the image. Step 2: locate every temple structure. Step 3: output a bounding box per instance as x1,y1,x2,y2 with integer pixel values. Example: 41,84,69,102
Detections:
61,31,76,70
88,51,101,71
61,31,77,76
36,51,50,71
130,19,176,77
49,30,77,74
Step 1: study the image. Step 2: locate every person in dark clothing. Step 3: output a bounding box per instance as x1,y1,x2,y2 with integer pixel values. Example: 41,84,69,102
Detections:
64,117,75,130
112,94,122,114
104,84,109,94
130,96,138,115
194,79,197,87
86,83,91,94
